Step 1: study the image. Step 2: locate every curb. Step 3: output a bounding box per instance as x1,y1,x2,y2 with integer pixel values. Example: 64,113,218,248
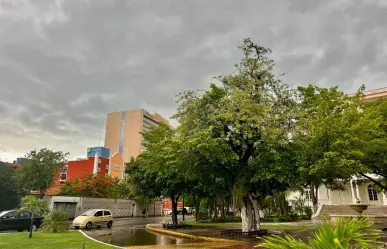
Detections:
76,230,124,249
145,225,236,243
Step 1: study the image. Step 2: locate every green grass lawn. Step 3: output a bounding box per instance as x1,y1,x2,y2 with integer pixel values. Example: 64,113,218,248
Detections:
187,220,311,230
0,231,114,249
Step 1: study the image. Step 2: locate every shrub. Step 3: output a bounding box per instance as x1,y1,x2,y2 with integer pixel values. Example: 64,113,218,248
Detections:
303,206,313,220
198,212,209,220
261,217,382,249
42,210,69,233
279,216,293,222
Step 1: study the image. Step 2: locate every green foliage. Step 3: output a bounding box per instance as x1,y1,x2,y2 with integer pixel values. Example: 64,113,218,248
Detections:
0,161,20,211
262,217,383,249
125,124,190,224
18,195,49,238
174,38,298,231
355,98,387,189
304,206,313,220
14,149,68,198
59,173,129,198
292,196,306,216
42,210,69,233
18,195,49,216
293,85,365,210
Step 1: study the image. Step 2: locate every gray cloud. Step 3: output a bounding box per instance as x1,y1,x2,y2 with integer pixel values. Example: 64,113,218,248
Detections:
0,0,386,159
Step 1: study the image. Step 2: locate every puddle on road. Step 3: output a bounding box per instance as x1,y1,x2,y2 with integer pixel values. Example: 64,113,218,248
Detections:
92,228,197,247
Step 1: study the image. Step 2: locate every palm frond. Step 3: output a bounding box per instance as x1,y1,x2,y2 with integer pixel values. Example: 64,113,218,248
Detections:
262,216,383,249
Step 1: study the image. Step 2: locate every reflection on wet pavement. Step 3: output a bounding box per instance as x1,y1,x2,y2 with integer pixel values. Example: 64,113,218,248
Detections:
91,227,197,247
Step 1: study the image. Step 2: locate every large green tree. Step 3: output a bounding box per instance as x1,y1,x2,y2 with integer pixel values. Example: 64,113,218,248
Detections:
182,131,237,221
131,123,189,224
353,98,387,190
174,39,297,232
293,85,365,211
15,149,68,198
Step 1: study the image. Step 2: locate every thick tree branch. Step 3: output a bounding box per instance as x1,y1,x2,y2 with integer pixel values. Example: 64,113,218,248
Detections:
359,173,386,190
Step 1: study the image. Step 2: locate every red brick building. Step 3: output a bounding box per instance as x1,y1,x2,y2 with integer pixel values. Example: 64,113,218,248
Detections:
48,152,110,195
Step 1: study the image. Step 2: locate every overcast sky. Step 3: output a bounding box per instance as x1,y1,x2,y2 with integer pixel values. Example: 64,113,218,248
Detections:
1,0,387,161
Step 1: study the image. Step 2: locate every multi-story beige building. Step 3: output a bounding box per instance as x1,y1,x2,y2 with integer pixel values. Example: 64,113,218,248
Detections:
104,109,169,163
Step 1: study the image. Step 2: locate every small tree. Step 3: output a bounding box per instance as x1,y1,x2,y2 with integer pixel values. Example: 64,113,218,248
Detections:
18,196,49,238
42,210,68,233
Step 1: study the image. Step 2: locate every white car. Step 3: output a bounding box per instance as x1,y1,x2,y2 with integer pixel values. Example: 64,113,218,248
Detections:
73,209,113,229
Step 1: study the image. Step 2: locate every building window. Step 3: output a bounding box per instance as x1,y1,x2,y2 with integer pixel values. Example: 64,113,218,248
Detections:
60,173,67,181
114,165,121,171
119,111,126,155
106,165,109,169
368,185,378,201
62,165,68,173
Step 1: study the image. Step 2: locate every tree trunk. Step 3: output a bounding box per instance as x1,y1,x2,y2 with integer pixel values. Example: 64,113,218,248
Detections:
39,188,45,199
29,215,33,238
232,188,237,217
213,199,218,220
310,184,319,213
194,195,200,221
170,195,179,225
241,195,254,232
248,194,261,231
220,198,226,222
182,196,185,222
279,193,286,216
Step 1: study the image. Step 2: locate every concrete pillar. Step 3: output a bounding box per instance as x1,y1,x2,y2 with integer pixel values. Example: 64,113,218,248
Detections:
93,152,99,175
350,180,356,204
382,191,387,205
355,181,361,202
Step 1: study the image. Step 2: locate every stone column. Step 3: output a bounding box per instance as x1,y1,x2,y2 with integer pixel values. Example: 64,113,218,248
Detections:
350,180,356,203
355,181,361,202
382,191,387,205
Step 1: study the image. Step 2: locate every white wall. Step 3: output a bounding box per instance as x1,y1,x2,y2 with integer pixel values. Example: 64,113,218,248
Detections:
47,196,163,218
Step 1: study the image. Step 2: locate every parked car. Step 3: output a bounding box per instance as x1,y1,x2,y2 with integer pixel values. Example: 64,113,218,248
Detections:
167,208,188,215
0,210,44,232
186,207,195,215
73,209,113,229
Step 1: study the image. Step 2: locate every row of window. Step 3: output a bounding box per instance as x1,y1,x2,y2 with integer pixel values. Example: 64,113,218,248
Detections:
60,164,122,180
302,185,380,201
97,165,121,172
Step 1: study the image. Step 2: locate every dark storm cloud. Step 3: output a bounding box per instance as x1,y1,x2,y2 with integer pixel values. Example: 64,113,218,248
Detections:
0,0,386,159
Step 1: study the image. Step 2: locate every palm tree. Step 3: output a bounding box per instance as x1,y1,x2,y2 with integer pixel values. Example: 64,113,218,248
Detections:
41,210,69,233
262,217,383,249
18,195,49,238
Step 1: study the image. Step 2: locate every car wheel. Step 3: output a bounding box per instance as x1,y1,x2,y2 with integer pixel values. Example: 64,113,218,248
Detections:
107,221,113,229
85,222,92,230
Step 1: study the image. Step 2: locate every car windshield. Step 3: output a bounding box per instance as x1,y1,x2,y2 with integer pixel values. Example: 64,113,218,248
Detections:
0,211,8,217
81,210,96,216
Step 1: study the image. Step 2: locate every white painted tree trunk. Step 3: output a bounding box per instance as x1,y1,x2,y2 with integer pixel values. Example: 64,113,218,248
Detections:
241,197,253,232
249,194,261,231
